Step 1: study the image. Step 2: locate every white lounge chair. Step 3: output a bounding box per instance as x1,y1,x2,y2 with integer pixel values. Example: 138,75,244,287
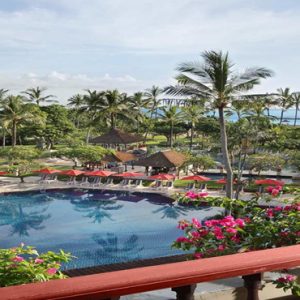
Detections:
185,182,195,191
103,177,114,186
152,180,162,190
39,175,58,184
164,181,174,189
67,176,76,185
133,179,144,188
90,177,102,188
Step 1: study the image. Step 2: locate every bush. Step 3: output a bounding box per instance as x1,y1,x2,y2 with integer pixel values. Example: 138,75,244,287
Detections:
0,244,72,287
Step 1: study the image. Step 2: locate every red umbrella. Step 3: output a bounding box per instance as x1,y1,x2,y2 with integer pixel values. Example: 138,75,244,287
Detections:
216,178,238,184
255,179,284,186
149,173,175,180
0,171,8,175
60,170,85,176
182,175,211,181
114,172,144,178
33,168,61,174
84,170,116,177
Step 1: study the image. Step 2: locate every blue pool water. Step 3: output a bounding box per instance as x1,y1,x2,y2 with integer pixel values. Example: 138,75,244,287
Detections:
0,189,223,270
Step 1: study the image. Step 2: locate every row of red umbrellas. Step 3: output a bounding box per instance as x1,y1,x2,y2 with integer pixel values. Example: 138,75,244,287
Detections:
32,168,285,185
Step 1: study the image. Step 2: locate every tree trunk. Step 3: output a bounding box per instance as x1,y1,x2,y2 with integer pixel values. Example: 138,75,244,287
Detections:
170,122,174,148
111,114,115,129
189,125,194,151
2,130,5,147
218,107,233,199
86,127,91,144
12,121,17,147
279,109,284,124
294,104,299,126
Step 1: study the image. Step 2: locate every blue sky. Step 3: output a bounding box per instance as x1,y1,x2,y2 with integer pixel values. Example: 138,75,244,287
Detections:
0,0,299,103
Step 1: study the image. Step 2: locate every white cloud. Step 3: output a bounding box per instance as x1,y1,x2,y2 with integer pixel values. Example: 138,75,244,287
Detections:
0,0,299,54
0,0,299,100
0,71,166,102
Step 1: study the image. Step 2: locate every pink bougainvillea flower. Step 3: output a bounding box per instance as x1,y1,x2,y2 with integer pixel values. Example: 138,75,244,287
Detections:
35,258,44,264
204,220,213,227
46,268,57,275
176,236,190,243
271,189,280,196
198,192,209,198
226,227,237,234
266,186,274,193
192,218,201,228
214,227,225,240
277,275,296,283
194,253,203,259
177,220,189,230
218,244,226,251
266,208,274,217
12,256,24,262
191,231,201,239
235,218,245,227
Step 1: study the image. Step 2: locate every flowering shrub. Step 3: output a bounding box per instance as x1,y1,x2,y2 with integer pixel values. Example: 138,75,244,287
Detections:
0,244,72,287
266,185,282,197
272,275,300,296
173,201,300,258
174,215,247,258
174,192,255,217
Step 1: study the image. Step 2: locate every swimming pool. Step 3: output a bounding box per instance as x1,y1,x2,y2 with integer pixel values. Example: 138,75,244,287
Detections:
0,188,224,270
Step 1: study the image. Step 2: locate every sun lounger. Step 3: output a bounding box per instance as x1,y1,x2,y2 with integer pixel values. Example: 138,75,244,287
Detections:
66,176,76,185
39,175,58,184
78,176,89,186
132,179,144,188
152,180,162,190
103,177,114,186
164,181,174,189
90,177,102,187
198,183,207,192
185,182,195,190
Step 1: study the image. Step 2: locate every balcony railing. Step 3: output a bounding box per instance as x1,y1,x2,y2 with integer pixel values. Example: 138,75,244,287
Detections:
1,244,300,300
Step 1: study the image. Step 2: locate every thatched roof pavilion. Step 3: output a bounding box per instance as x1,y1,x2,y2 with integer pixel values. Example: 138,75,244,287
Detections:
102,151,137,163
134,150,187,168
89,128,144,146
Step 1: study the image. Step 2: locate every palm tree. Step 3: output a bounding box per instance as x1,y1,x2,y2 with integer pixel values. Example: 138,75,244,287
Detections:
182,103,204,150
165,50,272,198
0,95,36,146
144,85,163,119
131,92,151,133
276,88,293,124
22,86,57,106
291,93,300,126
159,106,183,148
67,94,84,127
0,89,9,146
81,89,106,143
103,90,137,129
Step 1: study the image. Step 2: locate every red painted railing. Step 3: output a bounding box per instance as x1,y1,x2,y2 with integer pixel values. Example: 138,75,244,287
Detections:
1,245,300,300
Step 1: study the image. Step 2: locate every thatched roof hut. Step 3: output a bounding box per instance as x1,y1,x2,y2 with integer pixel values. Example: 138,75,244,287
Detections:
102,151,137,163
89,128,144,145
134,150,187,168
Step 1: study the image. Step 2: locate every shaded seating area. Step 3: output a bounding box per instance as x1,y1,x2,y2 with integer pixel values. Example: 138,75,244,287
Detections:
134,150,187,176
102,151,138,172
89,128,144,150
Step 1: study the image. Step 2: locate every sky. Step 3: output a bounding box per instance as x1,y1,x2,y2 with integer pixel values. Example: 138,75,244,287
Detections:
0,0,299,103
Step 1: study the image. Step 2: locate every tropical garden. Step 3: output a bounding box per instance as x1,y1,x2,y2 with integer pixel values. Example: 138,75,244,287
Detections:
0,51,299,294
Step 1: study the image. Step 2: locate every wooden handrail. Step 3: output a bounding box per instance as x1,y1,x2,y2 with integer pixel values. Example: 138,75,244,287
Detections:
1,245,300,300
